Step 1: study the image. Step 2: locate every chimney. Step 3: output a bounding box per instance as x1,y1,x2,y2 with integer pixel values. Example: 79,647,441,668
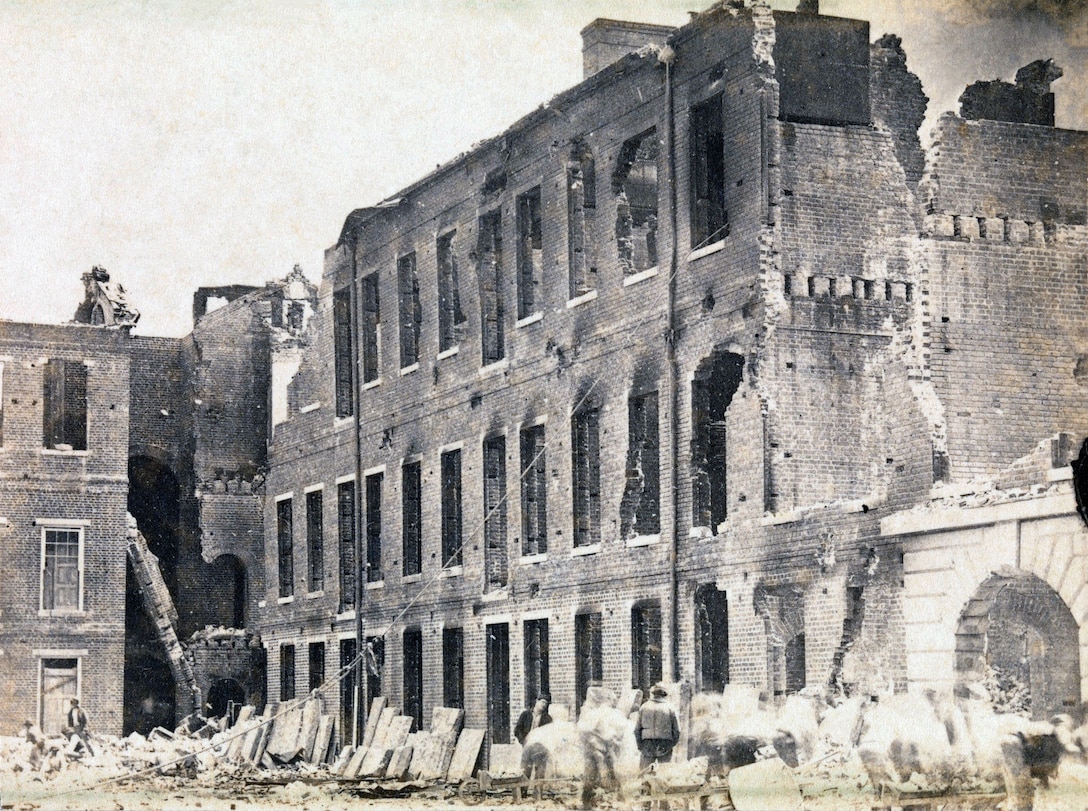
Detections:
580,19,675,79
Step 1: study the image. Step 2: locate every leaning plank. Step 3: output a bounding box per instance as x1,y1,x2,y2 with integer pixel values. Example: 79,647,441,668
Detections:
250,718,273,766
311,716,335,765
415,731,457,781
447,728,486,781
383,716,414,750
387,744,414,780
231,704,256,729
370,706,398,749
332,744,355,776
343,745,369,779
266,702,306,760
358,746,393,778
430,706,465,737
299,699,323,761
405,731,430,779
361,696,387,748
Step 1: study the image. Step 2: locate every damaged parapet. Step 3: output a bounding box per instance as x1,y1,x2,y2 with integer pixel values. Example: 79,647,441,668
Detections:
73,265,140,329
267,265,317,427
580,18,675,78
959,59,1063,126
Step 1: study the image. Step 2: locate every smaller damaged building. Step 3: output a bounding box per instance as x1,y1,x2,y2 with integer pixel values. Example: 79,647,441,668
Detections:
0,266,315,736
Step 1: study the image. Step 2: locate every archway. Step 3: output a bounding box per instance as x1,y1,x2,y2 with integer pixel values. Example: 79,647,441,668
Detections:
207,679,246,724
956,570,1080,721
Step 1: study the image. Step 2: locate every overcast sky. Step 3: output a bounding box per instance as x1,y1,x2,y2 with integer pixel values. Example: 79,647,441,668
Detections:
0,0,1085,337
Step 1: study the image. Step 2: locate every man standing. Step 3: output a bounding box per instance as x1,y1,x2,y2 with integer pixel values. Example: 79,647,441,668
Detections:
64,698,94,758
634,683,679,771
514,693,552,745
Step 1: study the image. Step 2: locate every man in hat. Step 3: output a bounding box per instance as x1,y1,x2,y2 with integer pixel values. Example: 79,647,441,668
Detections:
63,698,94,758
514,693,552,745
634,683,679,771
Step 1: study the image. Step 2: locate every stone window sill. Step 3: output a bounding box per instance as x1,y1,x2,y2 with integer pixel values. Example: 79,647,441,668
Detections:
688,240,725,262
437,346,460,360
626,533,660,548
566,289,599,309
571,544,600,557
440,566,463,578
520,553,547,565
277,595,295,605
623,266,660,287
399,363,419,377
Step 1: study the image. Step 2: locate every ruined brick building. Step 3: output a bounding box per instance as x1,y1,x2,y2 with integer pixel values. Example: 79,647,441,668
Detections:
3,0,1088,752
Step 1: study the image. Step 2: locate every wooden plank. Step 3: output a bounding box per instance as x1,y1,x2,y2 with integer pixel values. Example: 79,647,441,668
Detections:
231,704,256,729
250,719,272,765
406,731,430,779
430,706,464,737
447,728,486,781
370,706,397,749
332,744,355,775
386,745,413,780
311,716,335,765
415,731,457,780
266,703,305,760
358,746,393,778
228,719,256,762
299,699,323,761
361,696,387,748
343,745,369,779
383,716,415,750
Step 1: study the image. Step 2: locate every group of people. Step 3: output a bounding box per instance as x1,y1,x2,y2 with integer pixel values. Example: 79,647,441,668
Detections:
20,698,95,774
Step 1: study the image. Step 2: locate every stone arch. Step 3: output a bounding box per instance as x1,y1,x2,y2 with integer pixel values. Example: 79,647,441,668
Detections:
207,678,246,723
956,569,1080,721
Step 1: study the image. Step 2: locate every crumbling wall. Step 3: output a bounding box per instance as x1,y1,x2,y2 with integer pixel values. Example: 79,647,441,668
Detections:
870,34,927,190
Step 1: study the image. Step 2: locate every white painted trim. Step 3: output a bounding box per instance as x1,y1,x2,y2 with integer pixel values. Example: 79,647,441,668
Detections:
37,653,82,731
399,363,419,377
34,649,89,657
401,573,423,584
39,524,84,613
623,266,660,286
303,483,324,494
336,610,357,623
34,518,91,527
41,449,91,457
275,491,294,503
366,579,385,590
277,595,295,605
566,289,599,308
401,453,422,466
521,414,548,429
520,553,547,565
437,346,460,360
362,378,382,391
516,312,543,328
333,415,354,430
363,464,386,477
335,473,356,485
688,240,725,262
305,590,325,599
571,544,601,557
440,566,464,578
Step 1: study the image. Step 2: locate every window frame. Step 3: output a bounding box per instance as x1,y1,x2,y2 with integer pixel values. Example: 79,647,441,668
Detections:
39,524,84,614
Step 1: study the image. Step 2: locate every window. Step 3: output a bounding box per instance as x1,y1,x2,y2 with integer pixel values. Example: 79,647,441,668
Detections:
571,407,601,548
516,187,543,319
613,129,659,275
486,622,511,744
520,424,547,556
308,641,326,693
40,658,78,735
690,94,727,249
340,639,363,745
277,498,294,598
785,633,806,695
338,481,356,613
575,612,603,715
43,359,88,450
695,585,729,693
397,252,421,368
280,644,296,701
437,231,464,352
402,462,422,577
367,636,384,703
621,391,660,538
333,288,354,417
362,273,380,384
523,618,550,706
483,435,507,590
306,490,324,592
691,351,743,533
365,472,383,583
403,628,424,731
568,143,598,298
631,600,662,697
0,361,5,445
443,627,464,709
41,527,81,611
478,211,505,365
441,449,462,567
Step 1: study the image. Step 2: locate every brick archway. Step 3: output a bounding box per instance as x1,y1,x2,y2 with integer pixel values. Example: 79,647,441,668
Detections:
956,568,1080,720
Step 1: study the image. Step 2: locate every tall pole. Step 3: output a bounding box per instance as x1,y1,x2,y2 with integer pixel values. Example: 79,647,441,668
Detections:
350,226,367,746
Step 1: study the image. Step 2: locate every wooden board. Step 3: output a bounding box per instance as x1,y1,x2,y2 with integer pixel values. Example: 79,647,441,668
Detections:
266,703,305,760
250,719,272,765
332,744,355,775
405,731,430,779
430,706,464,737
383,715,415,750
358,746,393,778
311,716,335,765
361,696,387,748
370,706,397,749
343,745,369,779
299,699,323,761
415,731,457,780
386,745,413,780
446,728,486,781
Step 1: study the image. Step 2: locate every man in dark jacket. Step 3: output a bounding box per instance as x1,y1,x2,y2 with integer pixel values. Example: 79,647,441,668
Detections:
634,684,679,770
63,698,94,758
514,693,552,745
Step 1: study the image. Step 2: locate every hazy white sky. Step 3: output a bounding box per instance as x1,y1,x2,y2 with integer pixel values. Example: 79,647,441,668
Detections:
0,0,1084,337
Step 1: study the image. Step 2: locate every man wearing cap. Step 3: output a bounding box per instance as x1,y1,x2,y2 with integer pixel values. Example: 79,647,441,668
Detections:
513,693,552,745
63,698,95,758
634,684,679,771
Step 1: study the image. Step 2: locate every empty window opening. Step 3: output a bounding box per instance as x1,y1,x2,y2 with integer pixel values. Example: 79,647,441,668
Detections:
206,679,244,725
337,481,356,613
402,462,422,577
42,528,81,611
575,612,603,716
784,633,806,695
437,231,465,352
40,658,79,735
280,644,296,701
277,499,294,598
520,424,547,556
333,287,354,417
340,639,364,745
631,600,663,698
517,187,543,319
478,210,505,365
621,391,661,539
695,585,729,692
367,636,384,703
523,618,550,707
614,129,659,275
483,435,508,590
362,273,381,384
403,628,424,731
306,490,324,593
568,144,598,298
308,641,325,694
691,351,744,534
397,253,421,368
0,362,6,445
690,94,727,250
43,359,88,450
443,627,465,710
365,472,383,582
486,622,511,744
572,407,601,548
441,449,463,567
